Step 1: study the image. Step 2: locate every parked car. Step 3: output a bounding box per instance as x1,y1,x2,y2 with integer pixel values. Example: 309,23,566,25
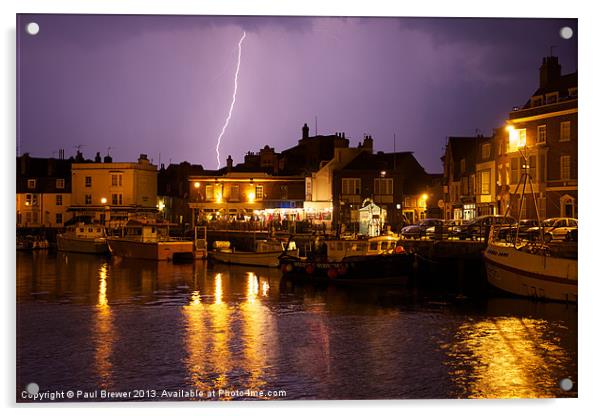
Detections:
526,217,578,243
451,215,517,240
401,218,444,239
497,219,540,242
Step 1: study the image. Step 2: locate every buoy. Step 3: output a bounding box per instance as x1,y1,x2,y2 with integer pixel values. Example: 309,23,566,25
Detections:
395,245,404,254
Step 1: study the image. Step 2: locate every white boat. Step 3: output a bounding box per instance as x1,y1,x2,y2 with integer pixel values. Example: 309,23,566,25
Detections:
484,237,577,302
107,218,193,261
57,223,108,254
210,239,299,267
325,234,400,262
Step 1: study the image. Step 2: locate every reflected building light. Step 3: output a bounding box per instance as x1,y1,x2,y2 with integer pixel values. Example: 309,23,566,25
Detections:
190,290,202,306
98,264,108,307
215,273,223,305
247,272,259,304
261,281,270,297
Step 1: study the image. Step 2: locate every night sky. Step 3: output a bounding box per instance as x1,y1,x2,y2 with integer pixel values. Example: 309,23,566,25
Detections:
17,14,577,173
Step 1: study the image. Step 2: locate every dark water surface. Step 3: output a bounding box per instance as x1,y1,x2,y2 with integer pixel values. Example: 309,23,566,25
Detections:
16,251,577,401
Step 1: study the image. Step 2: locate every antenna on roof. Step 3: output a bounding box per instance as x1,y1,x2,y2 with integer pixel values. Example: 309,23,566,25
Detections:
314,116,318,136
74,144,86,152
106,146,112,156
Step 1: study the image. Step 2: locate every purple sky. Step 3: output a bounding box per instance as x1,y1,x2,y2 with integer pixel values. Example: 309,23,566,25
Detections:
17,14,577,173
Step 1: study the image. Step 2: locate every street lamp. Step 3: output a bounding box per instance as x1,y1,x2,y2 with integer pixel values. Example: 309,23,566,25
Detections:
101,197,107,204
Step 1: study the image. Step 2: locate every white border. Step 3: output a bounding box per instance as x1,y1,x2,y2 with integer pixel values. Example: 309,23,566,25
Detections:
2,1,600,415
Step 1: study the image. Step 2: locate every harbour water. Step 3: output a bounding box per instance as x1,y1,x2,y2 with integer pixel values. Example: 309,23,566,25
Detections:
17,251,577,401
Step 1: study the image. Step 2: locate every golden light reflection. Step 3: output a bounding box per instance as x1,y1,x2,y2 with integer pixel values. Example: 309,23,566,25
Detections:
95,263,115,389
214,273,223,305
182,289,209,391
261,281,270,297
445,317,571,398
241,272,270,393
247,272,259,304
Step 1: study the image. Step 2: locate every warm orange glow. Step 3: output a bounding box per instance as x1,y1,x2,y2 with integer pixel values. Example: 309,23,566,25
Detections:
95,263,114,388
261,281,270,297
101,197,107,204
445,317,572,398
214,273,223,305
247,272,259,304
507,125,526,151
194,181,201,189
421,193,429,200
247,191,255,203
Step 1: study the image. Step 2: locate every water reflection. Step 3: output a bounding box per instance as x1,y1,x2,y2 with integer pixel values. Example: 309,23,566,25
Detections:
95,263,115,389
17,252,577,400
445,316,574,398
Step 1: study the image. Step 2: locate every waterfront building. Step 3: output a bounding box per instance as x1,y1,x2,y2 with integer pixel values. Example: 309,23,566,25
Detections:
475,135,498,216
499,56,577,219
188,170,306,230
70,154,158,228
333,142,435,230
16,152,72,228
442,136,488,221
158,161,204,227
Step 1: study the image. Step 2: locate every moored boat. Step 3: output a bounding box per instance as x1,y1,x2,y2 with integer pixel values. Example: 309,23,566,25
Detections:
57,222,109,254
107,218,193,261
210,239,299,267
484,237,577,302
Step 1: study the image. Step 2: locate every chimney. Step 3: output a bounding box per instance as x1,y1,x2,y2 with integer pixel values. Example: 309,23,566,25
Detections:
95,152,102,163
302,123,310,140
362,135,374,154
226,155,233,171
138,153,149,164
103,154,113,163
539,56,561,88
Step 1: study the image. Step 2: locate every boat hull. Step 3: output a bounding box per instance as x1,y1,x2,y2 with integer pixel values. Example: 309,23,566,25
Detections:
279,253,413,284
57,234,109,254
210,249,299,267
107,238,193,261
484,243,577,302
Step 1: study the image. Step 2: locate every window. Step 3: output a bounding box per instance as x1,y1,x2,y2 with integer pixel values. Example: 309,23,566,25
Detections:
545,92,558,104
255,185,264,200
27,179,36,189
511,158,520,184
56,179,65,189
56,195,63,206
85,176,92,187
560,121,571,142
112,194,119,205
342,178,361,195
531,96,543,107
111,173,123,187
205,185,213,201
374,178,393,195
507,128,526,153
280,185,288,199
55,213,63,224
460,159,466,173
481,143,491,160
536,125,547,144
230,185,240,201
560,155,571,180
85,194,92,205
478,170,490,195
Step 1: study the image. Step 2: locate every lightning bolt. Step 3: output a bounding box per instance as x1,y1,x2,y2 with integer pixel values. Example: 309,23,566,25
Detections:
215,31,246,169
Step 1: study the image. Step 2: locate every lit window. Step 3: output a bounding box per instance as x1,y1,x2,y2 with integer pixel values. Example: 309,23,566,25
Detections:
56,179,65,189
481,143,491,160
27,179,36,189
560,121,571,142
205,185,213,201
342,178,361,195
374,178,393,195
507,127,526,153
255,185,264,200
85,176,92,187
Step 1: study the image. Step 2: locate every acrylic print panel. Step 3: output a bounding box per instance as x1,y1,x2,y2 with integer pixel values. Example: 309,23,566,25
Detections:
16,14,577,402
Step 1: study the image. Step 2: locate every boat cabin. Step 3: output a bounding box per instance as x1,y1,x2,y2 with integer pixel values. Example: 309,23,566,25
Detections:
66,223,106,238
122,219,170,242
326,235,399,261
256,239,297,253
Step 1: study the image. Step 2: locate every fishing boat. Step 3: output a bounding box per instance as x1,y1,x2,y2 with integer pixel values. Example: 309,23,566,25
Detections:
16,235,49,251
107,218,193,261
57,222,109,254
324,234,399,261
483,146,577,302
279,235,412,283
209,238,299,267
